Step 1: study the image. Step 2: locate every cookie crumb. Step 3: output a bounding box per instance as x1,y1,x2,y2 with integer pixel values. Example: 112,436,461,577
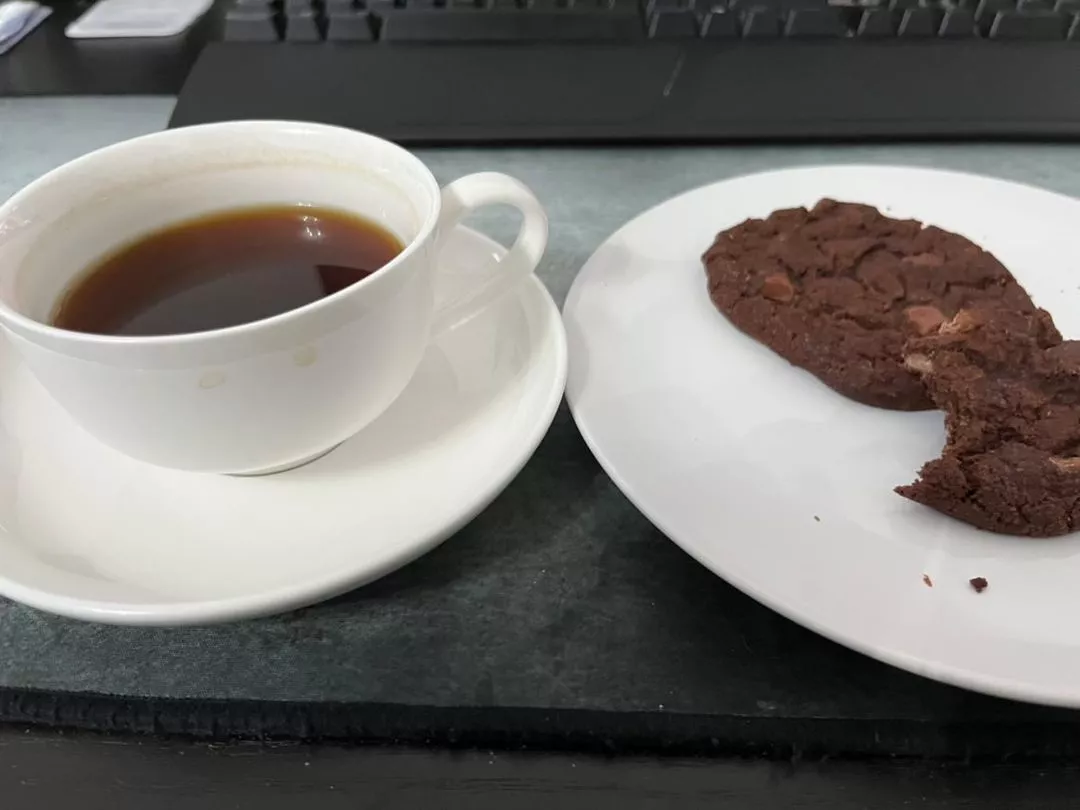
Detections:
813,515,821,522
897,305,1076,537
969,577,988,594
922,574,933,588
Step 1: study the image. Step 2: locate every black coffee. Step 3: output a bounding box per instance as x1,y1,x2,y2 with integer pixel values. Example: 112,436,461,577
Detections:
51,205,405,336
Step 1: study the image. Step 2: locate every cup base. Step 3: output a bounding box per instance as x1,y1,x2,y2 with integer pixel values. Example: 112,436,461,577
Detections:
226,443,342,477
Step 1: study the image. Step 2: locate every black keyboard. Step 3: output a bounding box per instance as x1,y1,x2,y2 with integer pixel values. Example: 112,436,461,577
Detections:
166,0,1080,141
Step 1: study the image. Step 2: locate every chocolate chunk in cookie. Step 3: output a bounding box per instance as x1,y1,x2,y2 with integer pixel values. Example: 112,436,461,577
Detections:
896,306,1080,537
702,199,1041,410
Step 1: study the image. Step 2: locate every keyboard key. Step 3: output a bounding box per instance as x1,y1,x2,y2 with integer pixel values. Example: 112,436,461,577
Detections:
588,0,642,15
381,6,644,38
1070,12,1080,33
989,9,1070,34
648,7,699,33
974,0,1012,17
938,7,975,32
785,7,850,33
285,9,325,38
223,8,282,39
1018,0,1054,9
889,0,921,10
576,0,634,11
647,0,694,10
700,6,740,33
856,6,897,31
1055,0,1080,11
593,0,651,27
743,6,782,33
729,0,823,9
897,5,941,30
326,7,375,37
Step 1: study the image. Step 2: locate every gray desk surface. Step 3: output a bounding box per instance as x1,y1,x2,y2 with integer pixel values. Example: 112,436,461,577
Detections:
6,97,1080,315
5,98,1080,756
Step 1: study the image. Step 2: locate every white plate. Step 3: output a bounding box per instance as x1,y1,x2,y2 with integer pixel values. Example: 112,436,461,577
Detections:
564,165,1080,707
0,226,567,625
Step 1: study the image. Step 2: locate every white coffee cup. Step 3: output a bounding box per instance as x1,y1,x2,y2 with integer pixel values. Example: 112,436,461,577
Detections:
0,121,548,474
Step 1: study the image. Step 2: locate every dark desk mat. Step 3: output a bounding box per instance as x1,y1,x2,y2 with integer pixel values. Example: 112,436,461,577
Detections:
7,141,1080,757
2,407,1080,757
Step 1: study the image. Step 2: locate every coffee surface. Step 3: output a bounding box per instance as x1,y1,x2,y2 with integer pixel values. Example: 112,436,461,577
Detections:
52,205,404,336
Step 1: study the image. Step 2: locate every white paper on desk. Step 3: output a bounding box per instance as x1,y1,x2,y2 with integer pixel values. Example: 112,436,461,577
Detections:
65,0,213,38
0,4,51,56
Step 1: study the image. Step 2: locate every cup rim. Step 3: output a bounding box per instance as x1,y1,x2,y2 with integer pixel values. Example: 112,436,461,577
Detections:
0,120,443,346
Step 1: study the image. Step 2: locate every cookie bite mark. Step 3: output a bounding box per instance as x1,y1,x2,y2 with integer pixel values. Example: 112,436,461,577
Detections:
897,306,1080,538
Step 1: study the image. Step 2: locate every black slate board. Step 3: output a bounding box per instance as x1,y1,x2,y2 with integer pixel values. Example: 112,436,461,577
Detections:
3,407,1080,757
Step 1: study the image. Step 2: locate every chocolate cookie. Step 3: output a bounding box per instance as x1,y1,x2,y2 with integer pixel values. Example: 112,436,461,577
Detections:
896,306,1080,537
702,199,1040,410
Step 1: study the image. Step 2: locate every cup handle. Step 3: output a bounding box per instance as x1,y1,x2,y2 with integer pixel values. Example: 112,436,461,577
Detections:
431,172,548,335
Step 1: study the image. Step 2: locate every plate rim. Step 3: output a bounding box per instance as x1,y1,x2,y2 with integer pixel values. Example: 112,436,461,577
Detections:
563,163,1080,708
0,227,568,626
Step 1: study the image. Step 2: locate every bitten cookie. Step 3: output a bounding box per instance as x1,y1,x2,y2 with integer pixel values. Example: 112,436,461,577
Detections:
896,305,1080,538
702,199,1041,410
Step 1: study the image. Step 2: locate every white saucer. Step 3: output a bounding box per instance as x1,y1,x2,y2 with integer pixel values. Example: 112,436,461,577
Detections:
564,166,1080,707
0,226,566,625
